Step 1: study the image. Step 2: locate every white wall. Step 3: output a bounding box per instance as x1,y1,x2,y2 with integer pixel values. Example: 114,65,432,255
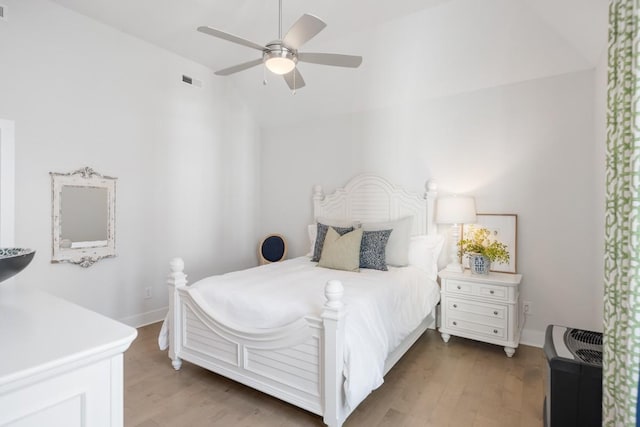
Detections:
0,0,260,325
592,49,608,330
260,69,603,345
0,120,15,247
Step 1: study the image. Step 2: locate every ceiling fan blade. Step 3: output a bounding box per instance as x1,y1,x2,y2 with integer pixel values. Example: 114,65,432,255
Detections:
197,26,266,51
283,68,306,90
282,14,326,50
215,58,263,76
298,52,363,68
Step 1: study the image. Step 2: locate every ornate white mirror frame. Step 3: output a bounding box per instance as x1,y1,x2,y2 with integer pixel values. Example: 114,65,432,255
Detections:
51,167,116,267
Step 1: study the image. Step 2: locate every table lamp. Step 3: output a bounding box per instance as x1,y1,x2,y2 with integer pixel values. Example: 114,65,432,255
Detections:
436,195,477,273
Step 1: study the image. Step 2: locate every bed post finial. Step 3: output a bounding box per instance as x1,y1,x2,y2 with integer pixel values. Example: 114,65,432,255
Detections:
322,279,346,427
313,184,324,201
313,184,325,221
324,279,344,309
170,257,185,274
168,257,187,288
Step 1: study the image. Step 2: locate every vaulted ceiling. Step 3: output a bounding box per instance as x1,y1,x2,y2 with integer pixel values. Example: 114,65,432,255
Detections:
48,0,609,126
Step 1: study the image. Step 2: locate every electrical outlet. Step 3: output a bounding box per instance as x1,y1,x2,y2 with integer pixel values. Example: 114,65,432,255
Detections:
523,301,532,315
144,287,152,299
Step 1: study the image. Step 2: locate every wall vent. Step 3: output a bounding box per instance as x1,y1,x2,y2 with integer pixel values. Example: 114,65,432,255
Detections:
182,75,202,88
0,5,7,22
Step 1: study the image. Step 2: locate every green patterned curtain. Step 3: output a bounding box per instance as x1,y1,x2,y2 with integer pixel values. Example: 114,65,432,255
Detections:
604,0,640,425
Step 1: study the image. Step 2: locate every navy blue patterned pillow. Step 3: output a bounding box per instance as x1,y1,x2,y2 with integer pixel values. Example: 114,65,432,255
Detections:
360,229,392,271
311,223,354,262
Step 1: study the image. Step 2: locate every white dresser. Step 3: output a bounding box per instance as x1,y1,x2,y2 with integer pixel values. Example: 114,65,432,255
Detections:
438,269,523,357
0,285,137,426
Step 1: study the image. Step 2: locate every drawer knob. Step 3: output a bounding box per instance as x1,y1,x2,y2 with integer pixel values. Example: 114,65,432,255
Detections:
453,304,458,308
453,321,457,326
490,290,495,294
493,310,498,315
457,285,461,290
493,329,498,334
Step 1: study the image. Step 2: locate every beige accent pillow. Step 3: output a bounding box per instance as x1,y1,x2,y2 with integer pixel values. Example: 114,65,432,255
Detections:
318,227,363,272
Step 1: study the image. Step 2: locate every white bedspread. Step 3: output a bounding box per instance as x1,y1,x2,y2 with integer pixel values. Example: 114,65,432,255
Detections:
161,257,440,410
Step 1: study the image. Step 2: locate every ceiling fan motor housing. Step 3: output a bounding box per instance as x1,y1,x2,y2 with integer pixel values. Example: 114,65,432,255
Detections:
263,42,297,75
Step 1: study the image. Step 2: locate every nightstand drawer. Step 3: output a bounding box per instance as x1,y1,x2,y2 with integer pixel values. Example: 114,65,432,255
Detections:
445,279,508,301
447,299,506,322
477,283,507,301
445,280,474,295
445,318,507,340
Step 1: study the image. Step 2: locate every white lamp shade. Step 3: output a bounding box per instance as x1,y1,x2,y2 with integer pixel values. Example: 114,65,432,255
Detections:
436,196,477,224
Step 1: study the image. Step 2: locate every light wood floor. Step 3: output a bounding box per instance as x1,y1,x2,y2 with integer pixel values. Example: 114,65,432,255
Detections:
124,322,544,427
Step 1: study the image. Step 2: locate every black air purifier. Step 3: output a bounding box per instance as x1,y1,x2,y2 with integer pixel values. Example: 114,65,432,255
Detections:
543,325,602,427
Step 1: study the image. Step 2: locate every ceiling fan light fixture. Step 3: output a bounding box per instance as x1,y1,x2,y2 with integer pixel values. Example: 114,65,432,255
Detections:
264,46,297,75
265,57,295,75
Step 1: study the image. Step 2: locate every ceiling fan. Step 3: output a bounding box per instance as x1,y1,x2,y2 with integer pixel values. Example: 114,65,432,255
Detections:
197,0,362,91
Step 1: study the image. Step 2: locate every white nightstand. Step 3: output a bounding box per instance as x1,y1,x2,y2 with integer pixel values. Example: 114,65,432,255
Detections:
438,269,523,357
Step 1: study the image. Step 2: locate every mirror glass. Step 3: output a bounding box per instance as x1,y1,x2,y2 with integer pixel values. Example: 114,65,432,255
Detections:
51,167,116,267
60,186,109,248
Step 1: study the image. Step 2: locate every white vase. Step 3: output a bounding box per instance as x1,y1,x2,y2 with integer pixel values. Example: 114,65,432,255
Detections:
469,253,491,274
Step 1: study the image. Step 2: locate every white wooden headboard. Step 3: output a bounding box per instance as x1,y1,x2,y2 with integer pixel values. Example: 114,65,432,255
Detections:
312,174,438,236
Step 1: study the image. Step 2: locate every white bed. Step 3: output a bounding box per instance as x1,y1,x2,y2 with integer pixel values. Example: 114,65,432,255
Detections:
163,174,440,427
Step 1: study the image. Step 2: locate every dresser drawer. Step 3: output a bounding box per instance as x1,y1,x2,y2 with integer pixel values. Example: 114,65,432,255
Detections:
445,317,507,340
446,298,507,323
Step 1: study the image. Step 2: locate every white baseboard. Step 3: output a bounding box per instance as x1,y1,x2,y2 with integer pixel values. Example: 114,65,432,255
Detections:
520,328,545,348
119,306,168,328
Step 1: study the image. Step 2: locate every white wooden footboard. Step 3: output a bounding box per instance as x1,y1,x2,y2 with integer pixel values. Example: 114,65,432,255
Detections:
167,258,348,426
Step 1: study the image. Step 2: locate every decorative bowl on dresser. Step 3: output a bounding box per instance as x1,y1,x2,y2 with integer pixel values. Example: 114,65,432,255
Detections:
0,248,35,284
438,269,523,357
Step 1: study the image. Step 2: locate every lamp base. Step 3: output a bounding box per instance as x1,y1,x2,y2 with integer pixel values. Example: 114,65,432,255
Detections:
444,262,464,273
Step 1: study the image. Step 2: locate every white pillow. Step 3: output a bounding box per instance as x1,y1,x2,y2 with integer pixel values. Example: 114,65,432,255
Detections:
307,224,317,257
408,234,445,280
307,218,358,257
362,216,413,266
